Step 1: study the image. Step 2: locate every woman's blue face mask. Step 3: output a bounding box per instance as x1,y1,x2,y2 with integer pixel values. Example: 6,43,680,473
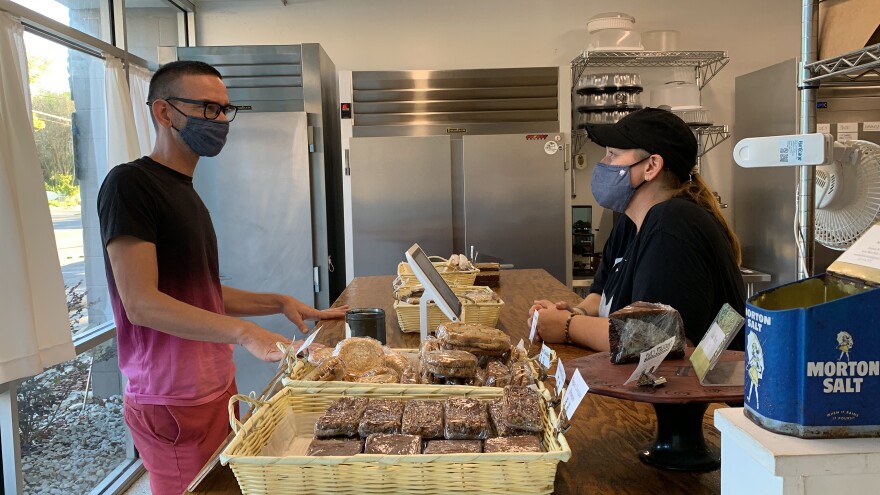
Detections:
590,155,649,213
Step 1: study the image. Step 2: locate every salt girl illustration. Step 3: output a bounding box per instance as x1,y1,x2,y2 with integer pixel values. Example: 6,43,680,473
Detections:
747,331,764,409
837,331,854,362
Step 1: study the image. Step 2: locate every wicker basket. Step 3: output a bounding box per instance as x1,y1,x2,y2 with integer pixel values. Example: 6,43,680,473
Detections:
396,256,479,287
394,285,503,333
221,384,571,495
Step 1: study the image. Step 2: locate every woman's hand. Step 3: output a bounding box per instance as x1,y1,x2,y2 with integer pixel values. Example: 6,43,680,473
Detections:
281,297,350,333
533,306,572,344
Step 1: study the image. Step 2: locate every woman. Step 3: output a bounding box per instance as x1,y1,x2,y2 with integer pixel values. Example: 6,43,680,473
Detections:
532,108,745,351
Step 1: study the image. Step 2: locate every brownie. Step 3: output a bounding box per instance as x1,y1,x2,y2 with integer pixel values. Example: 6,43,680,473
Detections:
306,438,363,456
488,399,536,437
401,400,444,438
364,434,421,455
502,386,543,433
608,302,686,364
358,399,405,437
484,435,543,453
314,397,369,438
423,440,483,454
444,397,489,440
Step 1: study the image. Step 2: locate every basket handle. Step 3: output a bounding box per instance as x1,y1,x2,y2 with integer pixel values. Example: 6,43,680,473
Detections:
428,255,448,262
228,393,268,434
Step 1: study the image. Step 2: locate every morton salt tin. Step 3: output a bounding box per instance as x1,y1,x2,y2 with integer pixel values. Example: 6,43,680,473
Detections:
744,233,880,438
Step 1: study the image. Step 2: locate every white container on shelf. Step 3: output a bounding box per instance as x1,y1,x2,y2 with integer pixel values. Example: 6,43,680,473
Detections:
641,30,680,51
587,12,635,33
586,29,643,52
650,81,701,110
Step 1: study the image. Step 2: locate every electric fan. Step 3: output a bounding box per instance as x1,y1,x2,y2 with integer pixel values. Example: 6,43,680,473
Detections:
734,134,880,250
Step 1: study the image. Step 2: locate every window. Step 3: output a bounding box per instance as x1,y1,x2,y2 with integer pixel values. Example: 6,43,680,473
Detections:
10,0,111,43
125,0,187,65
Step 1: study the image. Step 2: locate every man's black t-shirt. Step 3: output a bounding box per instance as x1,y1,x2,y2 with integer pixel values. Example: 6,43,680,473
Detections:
590,197,745,350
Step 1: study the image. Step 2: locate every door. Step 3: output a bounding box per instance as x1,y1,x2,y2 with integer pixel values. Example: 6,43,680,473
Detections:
349,136,454,276
462,134,567,282
194,111,314,395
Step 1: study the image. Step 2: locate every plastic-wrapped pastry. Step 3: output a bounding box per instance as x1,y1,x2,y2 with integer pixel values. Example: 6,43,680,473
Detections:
420,337,443,356
484,435,543,453
383,352,411,375
399,367,419,384
314,397,369,438
485,361,510,388
401,400,444,439
363,434,421,455
423,350,477,378
356,366,399,381
304,356,345,382
507,345,529,365
509,362,535,387
436,322,510,357
356,372,400,384
306,438,364,456
358,399,405,437
608,302,686,364
488,399,534,437
502,386,543,433
423,440,482,454
444,397,489,440
307,346,335,367
472,367,488,387
333,337,385,374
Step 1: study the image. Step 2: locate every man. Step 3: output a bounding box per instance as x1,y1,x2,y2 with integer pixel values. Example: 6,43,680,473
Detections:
97,60,347,494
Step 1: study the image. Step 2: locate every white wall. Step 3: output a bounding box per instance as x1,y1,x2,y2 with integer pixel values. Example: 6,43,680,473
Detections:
195,0,804,241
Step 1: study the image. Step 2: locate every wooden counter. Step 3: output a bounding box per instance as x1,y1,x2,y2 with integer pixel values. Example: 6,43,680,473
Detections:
189,269,724,495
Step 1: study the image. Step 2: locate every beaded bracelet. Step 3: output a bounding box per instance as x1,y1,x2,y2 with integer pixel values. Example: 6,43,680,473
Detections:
572,306,587,316
564,314,576,344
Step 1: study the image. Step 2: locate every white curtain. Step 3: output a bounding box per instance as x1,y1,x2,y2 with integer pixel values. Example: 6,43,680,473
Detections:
128,63,155,156
104,56,142,168
0,12,75,384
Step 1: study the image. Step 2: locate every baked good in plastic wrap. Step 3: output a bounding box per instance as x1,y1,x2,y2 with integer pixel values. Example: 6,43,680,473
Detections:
382,352,411,375
306,345,333,366
484,435,544,453
401,400,444,439
423,439,483,454
354,366,400,384
488,399,535,437
333,337,385,373
400,367,419,384
306,438,364,456
314,397,369,438
444,397,489,440
608,301,686,364
422,349,477,378
358,399,405,437
363,433,422,455
436,322,510,357
509,361,535,387
502,386,543,433
485,361,511,388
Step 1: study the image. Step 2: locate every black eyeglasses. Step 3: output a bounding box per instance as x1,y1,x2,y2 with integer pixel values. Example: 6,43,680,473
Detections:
149,97,239,122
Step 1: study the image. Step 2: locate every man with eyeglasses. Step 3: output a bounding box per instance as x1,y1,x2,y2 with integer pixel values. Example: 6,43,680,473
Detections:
97,60,348,494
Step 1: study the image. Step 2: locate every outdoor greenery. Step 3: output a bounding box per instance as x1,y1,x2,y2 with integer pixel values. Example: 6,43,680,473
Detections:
29,55,79,205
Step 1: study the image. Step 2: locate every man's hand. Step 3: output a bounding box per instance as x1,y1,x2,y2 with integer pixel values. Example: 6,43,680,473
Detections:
237,324,291,362
280,297,350,333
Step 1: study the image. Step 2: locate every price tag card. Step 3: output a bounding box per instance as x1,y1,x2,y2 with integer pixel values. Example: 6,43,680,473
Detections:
516,338,526,351
563,368,589,420
296,326,322,356
816,123,831,134
690,303,745,382
539,343,553,368
529,311,539,341
624,336,677,385
554,357,566,396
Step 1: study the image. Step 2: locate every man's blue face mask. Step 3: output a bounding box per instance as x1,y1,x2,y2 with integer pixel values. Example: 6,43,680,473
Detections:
590,155,649,213
167,102,229,157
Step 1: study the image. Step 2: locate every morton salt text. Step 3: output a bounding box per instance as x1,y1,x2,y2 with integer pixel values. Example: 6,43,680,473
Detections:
746,308,771,331
807,361,880,393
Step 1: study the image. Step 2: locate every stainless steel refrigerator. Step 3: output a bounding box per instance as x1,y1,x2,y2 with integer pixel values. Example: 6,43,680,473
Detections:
178,44,344,396
343,67,570,283
733,58,880,290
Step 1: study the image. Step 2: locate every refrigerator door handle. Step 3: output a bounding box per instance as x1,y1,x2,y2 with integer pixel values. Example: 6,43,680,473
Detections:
308,125,315,153
313,266,320,293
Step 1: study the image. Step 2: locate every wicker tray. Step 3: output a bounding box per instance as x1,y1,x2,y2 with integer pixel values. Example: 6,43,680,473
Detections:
221,384,570,495
396,256,479,287
394,285,503,333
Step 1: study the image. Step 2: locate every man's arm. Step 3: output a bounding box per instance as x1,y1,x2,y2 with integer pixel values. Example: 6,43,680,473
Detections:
107,235,287,361
221,286,350,333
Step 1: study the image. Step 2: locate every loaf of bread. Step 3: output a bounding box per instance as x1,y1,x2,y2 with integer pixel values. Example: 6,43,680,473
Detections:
364,434,421,455
608,302,686,364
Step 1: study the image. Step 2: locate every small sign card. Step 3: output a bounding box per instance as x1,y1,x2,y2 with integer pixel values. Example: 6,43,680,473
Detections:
529,310,539,341
690,303,745,384
624,336,677,385
295,326,322,356
554,357,566,396
563,368,589,420
539,343,553,368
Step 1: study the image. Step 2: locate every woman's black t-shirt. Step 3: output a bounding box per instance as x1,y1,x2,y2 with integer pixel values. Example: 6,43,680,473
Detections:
590,197,745,350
